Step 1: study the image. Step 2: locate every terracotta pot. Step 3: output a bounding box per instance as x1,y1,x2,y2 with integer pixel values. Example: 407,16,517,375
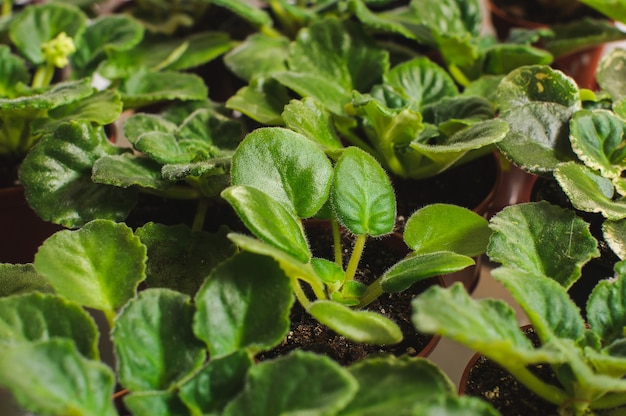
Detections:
488,0,605,90
0,186,63,264
486,160,538,218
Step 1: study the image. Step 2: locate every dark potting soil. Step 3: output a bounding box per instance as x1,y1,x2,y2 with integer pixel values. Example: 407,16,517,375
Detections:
256,225,438,366
491,0,603,25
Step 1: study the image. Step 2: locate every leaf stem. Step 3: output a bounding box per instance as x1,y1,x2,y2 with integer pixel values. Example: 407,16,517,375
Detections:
357,276,383,308
191,198,209,232
331,218,342,267
103,309,117,329
292,278,312,309
32,64,55,89
448,64,471,88
590,392,626,410
504,364,570,406
2,0,11,17
343,234,366,285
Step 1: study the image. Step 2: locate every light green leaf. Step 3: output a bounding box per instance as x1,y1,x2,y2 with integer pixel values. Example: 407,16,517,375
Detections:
282,97,344,151
331,146,396,237
308,300,403,344
487,201,599,288
166,31,234,71
380,252,474,293
193,252,294,358
603,219,626,260
136,223,236,296
92,153,170,190
0,45,29,98
588,271,626,345
221,185,310,263
211,0,273,27
597,48,626,101
33,219,147,313
579,0,626,23
0,78,94,111
223,351,358,416
0,263,53,296
483,44,553,75
119,70,208,109
411,396,501,415
0,340,116,416
231,127,333,218
223,33,289,82
0,293,98,359
225,77,290,125
404,203,491,256
124,390,191,416
113,289,206,391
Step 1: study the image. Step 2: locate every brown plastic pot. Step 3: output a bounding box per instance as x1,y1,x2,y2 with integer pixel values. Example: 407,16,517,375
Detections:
0,186,63,264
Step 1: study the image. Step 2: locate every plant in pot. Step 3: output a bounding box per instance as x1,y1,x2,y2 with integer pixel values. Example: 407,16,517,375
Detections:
219,125,492,359
411,200,626,415
0,217,499,415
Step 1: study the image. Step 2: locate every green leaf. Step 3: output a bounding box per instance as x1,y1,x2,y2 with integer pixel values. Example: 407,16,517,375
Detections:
19,121,138,228
9,2,87,65
113,289,206,391
384,56,458,109
0,293,98,359
33,219,147,313
223,350,358,416
222,185,311,263
0,45,29,98
119,70,208,109
223,33,289,82
331,146,396,236
0,78,94,111
282,97,344,151
588,271,626,345
555,162,626,220
166,31,235,71
404,203,491,256
136,223,236,296
412,283,563,365
92,153,170,190
487,201,600,288
411,396,501,415
570,109,626,179
0,263,53,296
341,356,455,415
226,77,290,125
579,0,626,23
0,340,116,416
231,127,333,218
193,252,294,358
597,48,626,101
483,44,553,75
179,351,252,415
491,267,585,343
274,18,388,115
544,18,626,59
124,390,191,416
308,300,403,344
211,0,273,27
380,252,474,293
603,219,626,260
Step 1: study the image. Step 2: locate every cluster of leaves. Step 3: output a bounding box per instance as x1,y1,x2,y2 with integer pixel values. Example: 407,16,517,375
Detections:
0,219,499,416
412,200,626,415
221,125,491,345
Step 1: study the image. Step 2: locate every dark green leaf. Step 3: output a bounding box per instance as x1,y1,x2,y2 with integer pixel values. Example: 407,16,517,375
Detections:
92,153,170,190
124,390,191,416
0,78,94,111
0,263,53,296
225,77,290,125
483,44,553,75
119,70,208,109
193,252,294,358
0,45,29,98
544,19,626,58
223,33,289,82
588,271,626,345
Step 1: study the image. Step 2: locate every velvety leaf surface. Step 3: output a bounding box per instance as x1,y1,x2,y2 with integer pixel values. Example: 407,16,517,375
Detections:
588,271,626,345
9,2,86,65
19,121,137,227
0,45,29,98
223,33,289,82
179,351,252,415
231,127,333,218
282,97,344,151
339,356,454,415
92,153,170,190
136,223,236,296
0,263,53,296
487,201,599,288
483,44,552,75
603,219,626,260
226,77,290,125
193,252,294,358
544,19,626,58
124,390,191,416
223,351,358,416
221,185,310,263
0,293,98,359
555,162,626,220
165,31,235,71
0,340,116,416
0,79,94,110
380,252,474,293
331,146,396,236
113,289,206,391
308,300,403,344
411,396,500,415
211,0,273,27
404,203,491,256
119,70,208,108
597,48,626,100
33,220,147,313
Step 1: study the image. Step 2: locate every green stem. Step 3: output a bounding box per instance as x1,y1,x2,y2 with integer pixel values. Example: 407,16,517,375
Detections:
331,218,342,267
357,276,383,308
103,309,117,329
590,392,626,410
343,234,366,285
259,24,283,39
292,278,312,309
505,364,570,406
448,64,471,88
191,198,209,232
32,64,55,88
2,0,11,17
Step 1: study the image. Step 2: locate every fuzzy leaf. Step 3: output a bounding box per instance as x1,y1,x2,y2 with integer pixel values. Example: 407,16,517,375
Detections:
331,146,396,237
33,220,147,314
226,77,290,125
483,43,553,75
0,78,94,111
222,185,310,263
119,70,208,109
570,109,626,179
136,223,236,296
166,31,235,71
124,391,191,416
597,48,626,101
0,263,53,296
488,201,599,288
112,289,206,391
179,351,252,415
231,127,333,218
19,121,137,228
223,33,289,82
603,219,626,260
555,162,626,220
193,252,294,358
0,340,116,416
0,45,29,98
308,300,403,345
380,252,474,293
404,203,491,256
588,271,626,345
211,0,273,27
282,97,344,151
223,351,358,416
0,293,98,359
92,153,170,190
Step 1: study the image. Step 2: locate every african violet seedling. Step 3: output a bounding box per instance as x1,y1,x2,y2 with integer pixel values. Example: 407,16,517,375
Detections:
220,126,491,345
412,201,626,415
0,219,498,415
